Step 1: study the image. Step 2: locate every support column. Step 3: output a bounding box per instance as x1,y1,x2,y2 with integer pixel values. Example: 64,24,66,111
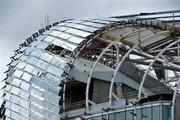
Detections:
116,82,123,99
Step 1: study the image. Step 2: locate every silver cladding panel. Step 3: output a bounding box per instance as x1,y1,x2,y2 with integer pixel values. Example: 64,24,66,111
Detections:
1,19,103,120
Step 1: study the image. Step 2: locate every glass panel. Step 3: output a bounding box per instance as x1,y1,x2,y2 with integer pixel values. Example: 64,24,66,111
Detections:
44,74,61,86
19,107,30,118
20,81,30,91
66,23,85,29
162,105,171,120
43,36,55,43
45,92,60,106
50,31,62,36
40,52,53,62
5,85,12,92
24,64,35,73
21,73,32,82
36,34,46,41
6,117,12,120
30,87,43,97
142,107,151,120
11,78,21,86
51,56,67,68
11,111,21,119
47,102,59,113
82,26,98,32
68,36,84,44
10,86,20,95
13,70,23,78
31,49,43,57
10,95,20,104
83,22,105,28
47,65,64,77
57,22,67,26
5,101,11,108
19,90,29,100
126,110,134,120
43,30,53,35
26,56,38,65
36,41,49,49
11,103,20,113
152,106,160,120
5,109,11,117
91,19,110,24
52,38,78,51
4,93,11,100
137,108,142,120
66,28,91,38
58,32,71,40
19,55,29,61
31,78,46,91
30,40,41,47
53,26,68,31
16,62,26,69
19,99,29,109
109,111,126,120
36,60,49,70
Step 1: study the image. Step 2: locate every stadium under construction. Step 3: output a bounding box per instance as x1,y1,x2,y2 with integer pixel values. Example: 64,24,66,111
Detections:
1,10,180,120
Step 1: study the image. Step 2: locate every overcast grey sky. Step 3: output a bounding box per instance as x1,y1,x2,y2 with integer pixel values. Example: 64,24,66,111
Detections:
0,0,180,80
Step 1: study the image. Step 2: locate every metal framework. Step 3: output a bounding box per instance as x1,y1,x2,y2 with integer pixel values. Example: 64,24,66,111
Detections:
85,41,121,112
1,9,180,120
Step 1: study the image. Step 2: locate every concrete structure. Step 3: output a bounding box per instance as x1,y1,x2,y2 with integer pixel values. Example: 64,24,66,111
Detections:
0,10,180,120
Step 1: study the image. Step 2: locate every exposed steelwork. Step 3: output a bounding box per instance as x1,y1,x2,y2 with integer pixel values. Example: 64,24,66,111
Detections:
1,10,180,120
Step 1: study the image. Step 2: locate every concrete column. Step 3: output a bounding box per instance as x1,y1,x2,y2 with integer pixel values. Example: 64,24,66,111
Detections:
116,82,123,99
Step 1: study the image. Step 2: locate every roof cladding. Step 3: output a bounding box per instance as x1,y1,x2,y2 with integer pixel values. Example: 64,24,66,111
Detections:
0,9,180,120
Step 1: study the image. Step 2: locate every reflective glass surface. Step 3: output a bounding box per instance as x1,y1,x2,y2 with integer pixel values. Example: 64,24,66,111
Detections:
11,78,21,86
43,36,55,43
68,36,84,44
13,70,23,78
16,62,26,69
21,73,32,82
53,26,69,31
40,52,53,62
52,38,78,51
66,28,91,38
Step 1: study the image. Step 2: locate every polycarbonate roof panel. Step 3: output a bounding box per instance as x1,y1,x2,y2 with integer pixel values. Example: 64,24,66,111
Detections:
57,22,68,26
47,65,64,77
21,72,32,82
11,78,21,86
82,26,98,32
66,28,91,38
36,41,49,49
40,52,53,62
20,81,30,91
52,26,69,31
58,32,71,40
10,95,19,104
50,31,62,36
16,62,26,69
51,56,67,68
10,87,20,95
89,19,110,24
31,49,43,57
65,23,86,29
43,30,53,35
24,64,35,73
52,38,78,51
82,22,105,28
68,36,85,44
43,36,55,43
13,70,23,78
